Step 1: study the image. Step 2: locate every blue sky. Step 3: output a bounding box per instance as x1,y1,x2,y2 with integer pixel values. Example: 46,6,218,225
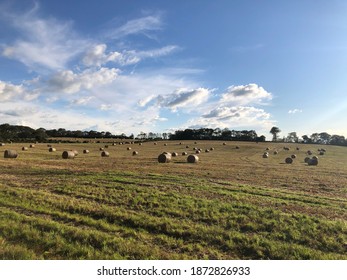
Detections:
1,0,347,139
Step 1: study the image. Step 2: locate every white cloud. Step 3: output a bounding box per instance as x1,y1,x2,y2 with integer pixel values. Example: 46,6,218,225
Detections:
47,67,119,94
82,44,121,67
160,88,210,111
70,96,94,106
108,14,163,39
182,106,275,134
99,104,112,111
288,109,303,114
82,44,178,67
0,80,38,102
1,3,90,71
221,83,272,105
203,106,271,121
0,81,25,101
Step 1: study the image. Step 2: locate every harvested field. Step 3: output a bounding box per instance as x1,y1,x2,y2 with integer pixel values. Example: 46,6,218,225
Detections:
0,141,346,260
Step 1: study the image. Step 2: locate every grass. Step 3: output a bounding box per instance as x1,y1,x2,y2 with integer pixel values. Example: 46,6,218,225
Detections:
0,141,346,259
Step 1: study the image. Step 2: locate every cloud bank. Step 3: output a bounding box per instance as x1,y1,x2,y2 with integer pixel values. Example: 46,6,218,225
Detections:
0,4,276,136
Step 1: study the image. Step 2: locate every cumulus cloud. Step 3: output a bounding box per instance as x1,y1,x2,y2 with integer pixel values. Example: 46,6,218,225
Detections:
203,106,271,121
82,44,178,67
288,109,303,114
1,3,89,70
162,88,210,110
0,81,25,101
47,67,119,94
0,80,38,102
221,83,272,105
182,106,275,133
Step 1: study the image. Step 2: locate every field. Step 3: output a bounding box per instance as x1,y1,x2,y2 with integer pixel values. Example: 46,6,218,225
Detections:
0,140,346,260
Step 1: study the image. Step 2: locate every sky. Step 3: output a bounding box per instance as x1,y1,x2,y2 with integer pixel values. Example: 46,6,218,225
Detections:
1,0,347,139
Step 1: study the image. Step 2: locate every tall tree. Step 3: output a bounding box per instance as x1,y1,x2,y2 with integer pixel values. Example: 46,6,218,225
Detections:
270,126,281,142
287,132,298,143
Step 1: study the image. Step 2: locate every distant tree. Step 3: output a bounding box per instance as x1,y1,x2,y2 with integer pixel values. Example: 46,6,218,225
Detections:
221,128,232,140
34,128,48,142
212,128,222,139
311,133,319,143
138,132,146,139
270,127,281,142
318,132,331,144
330,134,346,146
256,135,266,142
302,135,311,143
287,132,298,143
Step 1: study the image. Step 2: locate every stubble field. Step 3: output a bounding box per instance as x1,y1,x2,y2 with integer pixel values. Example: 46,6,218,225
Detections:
0,140,346,259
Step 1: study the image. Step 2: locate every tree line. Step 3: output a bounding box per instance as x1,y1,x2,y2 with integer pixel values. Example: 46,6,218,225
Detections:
169,128,266,142
0,124,133,142
0,123,346,147
269,126,347,147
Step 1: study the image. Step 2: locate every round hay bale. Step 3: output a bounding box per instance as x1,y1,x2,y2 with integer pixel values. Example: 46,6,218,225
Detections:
29,144,35,148
99,147,104,151
193,147,197,151
308,158,318,166
132,151,138,156
186,145,189,148
47,144,52,147
274,150,278,155
164,143,167,146
210,147,214,151
187,154,199,163
22,147,28,151
291,154,297,159
205,149,210,153
158,153,171,163
307,150,312,155
312,156,319,160
171,152,178,157
101,151,110,157
195,150,201,154
285,157,293,164
139,143,143,146
4,150,18,158
49,147,56,152
194,142,198,144
127,147,132,150
0,143,5,146
321,148,326,152
104,145,108,148
71,150,78,156
223,142,226,145
266,147,270,151
62,151,75,159
236,146,240,149
182,152,187,156
319,151,325,156
263,153,269,158
296,147,300,151
154,142,157,145
83,149,89,154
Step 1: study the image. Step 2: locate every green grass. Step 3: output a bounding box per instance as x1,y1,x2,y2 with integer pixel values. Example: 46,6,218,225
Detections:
0,141,346,259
